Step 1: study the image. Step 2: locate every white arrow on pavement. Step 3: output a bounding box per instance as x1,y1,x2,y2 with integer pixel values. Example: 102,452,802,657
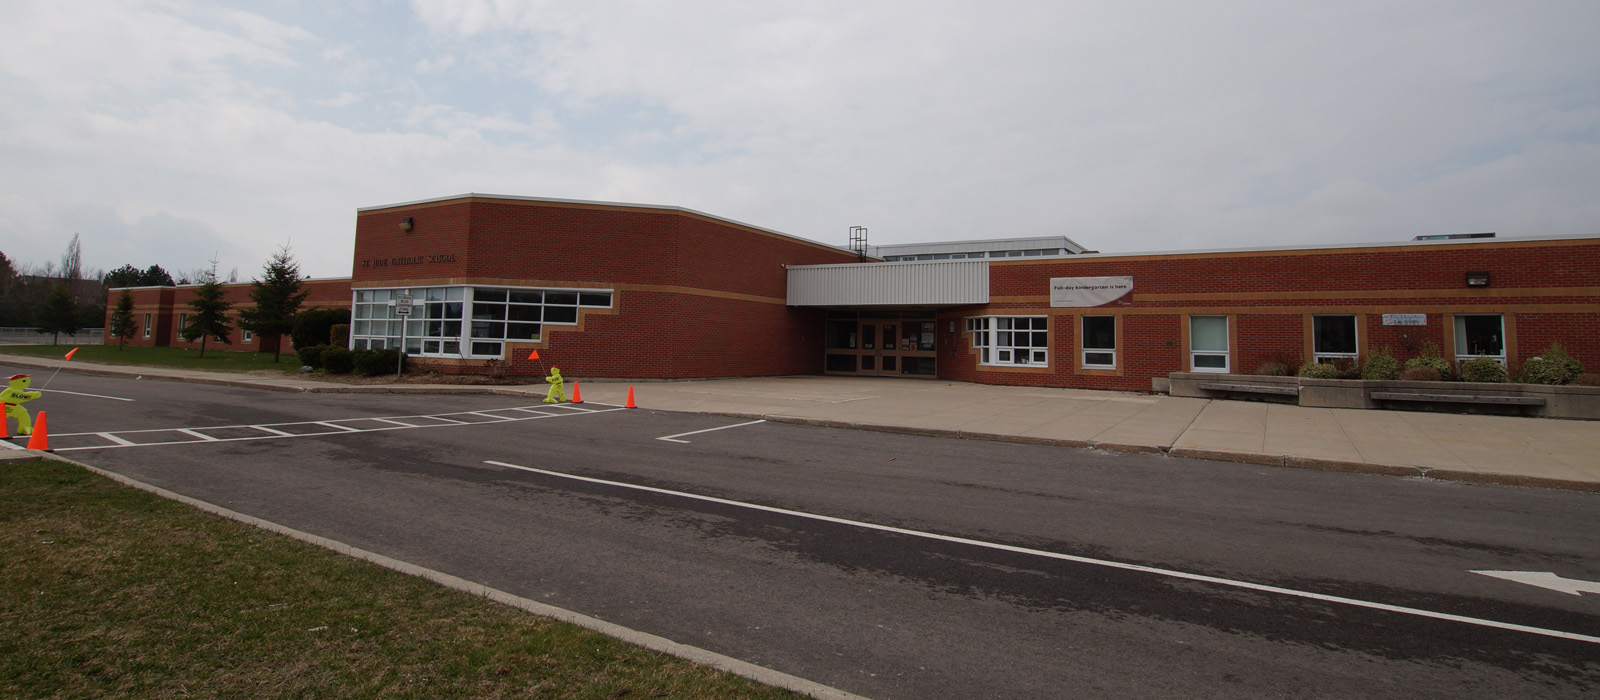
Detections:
1472,570,1600,596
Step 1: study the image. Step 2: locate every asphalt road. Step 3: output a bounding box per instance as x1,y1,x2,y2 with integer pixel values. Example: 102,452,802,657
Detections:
10,365,1600,699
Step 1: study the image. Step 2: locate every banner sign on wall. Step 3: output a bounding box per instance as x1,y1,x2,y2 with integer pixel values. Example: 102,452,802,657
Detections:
1050,276,1133,307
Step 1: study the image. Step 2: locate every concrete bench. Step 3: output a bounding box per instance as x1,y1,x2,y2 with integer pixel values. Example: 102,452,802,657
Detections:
1198,382,1301,397
1368,391,1546,406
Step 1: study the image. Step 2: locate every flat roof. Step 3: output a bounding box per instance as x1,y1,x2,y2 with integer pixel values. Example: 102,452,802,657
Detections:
358,192,852,255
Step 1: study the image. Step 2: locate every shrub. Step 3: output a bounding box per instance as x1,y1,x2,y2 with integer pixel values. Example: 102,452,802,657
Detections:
1297,362,1340,379
1460,356,1508,383
1404,355,1453,381
331,323,350,348
292,308,351,349
1257,351,1301,377
1399,366,1442,382
297,344,332,369
1329,357,1361,379
1576,373,1600,387
1517,342,1585,385
1256,361,1289,376
1361,349,1400,380
321,347,354,374
353,348,402,376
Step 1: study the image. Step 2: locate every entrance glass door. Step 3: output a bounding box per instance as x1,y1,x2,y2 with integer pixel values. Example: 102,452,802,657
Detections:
823,311,938,378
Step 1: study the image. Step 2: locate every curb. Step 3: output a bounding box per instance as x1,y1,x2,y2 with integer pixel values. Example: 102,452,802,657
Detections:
5,355,1593,494
13,450,873,700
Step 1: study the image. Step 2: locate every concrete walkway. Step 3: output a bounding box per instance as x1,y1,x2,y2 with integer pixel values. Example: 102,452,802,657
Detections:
5,355,1599,492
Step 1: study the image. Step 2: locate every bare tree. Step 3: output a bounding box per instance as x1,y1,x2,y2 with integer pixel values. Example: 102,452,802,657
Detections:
59,233,82,280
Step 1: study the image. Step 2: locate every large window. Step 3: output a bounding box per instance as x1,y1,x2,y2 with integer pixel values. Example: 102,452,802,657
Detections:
1312,315,1357,364
1454,314,1504,365
1081,316,1116,368
352,286,612,359
1190,315,1230,372
967,316,1049,366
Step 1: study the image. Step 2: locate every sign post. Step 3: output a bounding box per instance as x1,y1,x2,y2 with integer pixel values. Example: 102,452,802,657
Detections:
393,294,414,378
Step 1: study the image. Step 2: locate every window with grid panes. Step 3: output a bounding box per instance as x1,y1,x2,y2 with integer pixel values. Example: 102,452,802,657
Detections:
966,316,1049,366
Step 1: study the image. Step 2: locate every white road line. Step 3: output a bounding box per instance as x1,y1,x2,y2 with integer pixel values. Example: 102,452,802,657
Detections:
657,419,767,444
466,411,516,421
50,405,628,452
40,389,136,402
483,460,1600,646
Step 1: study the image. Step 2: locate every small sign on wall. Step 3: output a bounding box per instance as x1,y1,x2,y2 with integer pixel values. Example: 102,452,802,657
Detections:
1382,313,1427,326
1050,276,1133,307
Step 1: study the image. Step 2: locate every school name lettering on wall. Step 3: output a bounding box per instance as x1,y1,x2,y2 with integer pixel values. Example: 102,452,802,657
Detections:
1050,276,1134,307
1382,313,1428,326
361,253,459,268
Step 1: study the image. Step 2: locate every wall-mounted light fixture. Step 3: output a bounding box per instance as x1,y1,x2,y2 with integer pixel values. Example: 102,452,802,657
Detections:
399,217,414,232
1465,270,1490,287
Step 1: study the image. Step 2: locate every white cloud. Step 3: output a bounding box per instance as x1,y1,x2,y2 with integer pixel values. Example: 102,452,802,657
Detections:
0,0,1596,283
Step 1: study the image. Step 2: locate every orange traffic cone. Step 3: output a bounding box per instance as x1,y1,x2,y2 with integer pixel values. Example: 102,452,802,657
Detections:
26,411,50,452
570,382,582,404
625,385,637,408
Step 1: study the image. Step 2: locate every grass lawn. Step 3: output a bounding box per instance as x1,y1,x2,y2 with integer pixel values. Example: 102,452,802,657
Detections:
0,459,803,699
0,344,299,374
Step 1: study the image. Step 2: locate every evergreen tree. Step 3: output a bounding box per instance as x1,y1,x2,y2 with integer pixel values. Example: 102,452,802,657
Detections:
141,265,175,286
179,260,233,358
37,283,80,344
239,244,309,362
109,290,137,349
105,264,144,288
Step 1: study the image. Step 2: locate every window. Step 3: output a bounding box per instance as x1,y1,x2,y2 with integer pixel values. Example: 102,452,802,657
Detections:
351,286,612,359
1312,315,1357,364
143,313,151,338
967,316,1048,366
178,314,187,339
241,328,253,342
1082,316,1116,368
1190,315,1229,372
1454,314,1504,365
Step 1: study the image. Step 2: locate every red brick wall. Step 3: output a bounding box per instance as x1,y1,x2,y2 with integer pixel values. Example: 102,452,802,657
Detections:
105,279,352,354
947,238,1600,391
353,196,858,378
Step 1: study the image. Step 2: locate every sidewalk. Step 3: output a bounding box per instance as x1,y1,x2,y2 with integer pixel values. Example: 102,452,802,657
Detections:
5,355,1598,492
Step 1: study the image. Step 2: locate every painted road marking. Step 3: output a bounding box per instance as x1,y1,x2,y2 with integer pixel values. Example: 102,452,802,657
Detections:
43,404,626,452
484,460,1600,646
657,419,768,444
40,389,136,402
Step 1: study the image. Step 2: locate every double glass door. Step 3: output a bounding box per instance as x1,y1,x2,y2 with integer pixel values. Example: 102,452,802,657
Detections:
825,315,938,377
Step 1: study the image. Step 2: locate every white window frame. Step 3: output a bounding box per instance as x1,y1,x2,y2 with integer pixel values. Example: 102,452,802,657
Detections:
967,315,1049,367
1453,314,1505,366
241,328,253,343
1312,314,1358,365
143,313,151,338
351,285,613,360
1189,315,1230,373
1081,315,1116,369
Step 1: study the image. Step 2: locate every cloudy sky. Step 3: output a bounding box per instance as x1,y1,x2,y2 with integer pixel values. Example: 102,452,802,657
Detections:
2,0,1597,279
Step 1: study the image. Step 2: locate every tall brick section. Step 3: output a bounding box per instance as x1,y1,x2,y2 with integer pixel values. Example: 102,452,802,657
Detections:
353,194,861,379
938,237,1600,392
